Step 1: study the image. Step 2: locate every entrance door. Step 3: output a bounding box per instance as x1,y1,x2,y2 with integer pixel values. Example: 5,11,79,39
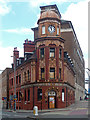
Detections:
49,96,55,109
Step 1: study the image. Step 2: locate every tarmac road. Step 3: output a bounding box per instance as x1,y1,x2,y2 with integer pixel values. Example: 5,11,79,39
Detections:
1,100,89,120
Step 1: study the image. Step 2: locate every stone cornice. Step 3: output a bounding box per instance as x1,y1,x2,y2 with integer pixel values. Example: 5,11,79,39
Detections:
21,82,75,90
35,37,65,43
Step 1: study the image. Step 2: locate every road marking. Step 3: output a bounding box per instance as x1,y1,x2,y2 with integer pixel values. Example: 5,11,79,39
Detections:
41,111,70,115
3,114,11,116
76,108,88,110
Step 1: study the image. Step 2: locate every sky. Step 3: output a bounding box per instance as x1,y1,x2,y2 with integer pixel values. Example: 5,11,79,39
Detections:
0,0,88,89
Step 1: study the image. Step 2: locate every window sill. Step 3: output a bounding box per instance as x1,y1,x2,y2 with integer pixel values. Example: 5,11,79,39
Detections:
41,78,45,80
50,78,55,80
56,34,59,36
41,33,45,35
50,57,55,58
38,100,42,102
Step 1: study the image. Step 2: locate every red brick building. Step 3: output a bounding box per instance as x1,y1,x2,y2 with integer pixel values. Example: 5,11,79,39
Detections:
9,5,75,110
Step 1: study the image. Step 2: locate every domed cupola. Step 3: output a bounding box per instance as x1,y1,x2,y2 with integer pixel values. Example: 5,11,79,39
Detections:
37,4,61,38
39,10,60,20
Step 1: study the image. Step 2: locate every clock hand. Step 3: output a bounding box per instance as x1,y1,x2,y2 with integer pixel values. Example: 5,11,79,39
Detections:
50,26,52,31
51,27,52,31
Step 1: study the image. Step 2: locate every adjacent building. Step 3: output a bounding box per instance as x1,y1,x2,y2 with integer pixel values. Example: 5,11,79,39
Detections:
61,20,85,100
9,4,84,110
1,68,12,109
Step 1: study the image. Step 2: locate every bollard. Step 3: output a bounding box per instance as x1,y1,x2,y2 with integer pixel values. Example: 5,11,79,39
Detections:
33,106,38,116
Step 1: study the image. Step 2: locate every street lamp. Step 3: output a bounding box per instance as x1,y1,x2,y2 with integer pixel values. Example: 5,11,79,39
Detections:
11,56,16,111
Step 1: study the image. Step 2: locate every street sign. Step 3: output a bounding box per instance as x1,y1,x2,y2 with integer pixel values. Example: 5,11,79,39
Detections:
4,97,7,100
88,88,90,94
13,98,17,100
2,97,7,100
2,97,4,100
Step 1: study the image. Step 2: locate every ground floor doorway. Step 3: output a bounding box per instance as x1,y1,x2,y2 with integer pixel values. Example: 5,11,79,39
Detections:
48,91,56,109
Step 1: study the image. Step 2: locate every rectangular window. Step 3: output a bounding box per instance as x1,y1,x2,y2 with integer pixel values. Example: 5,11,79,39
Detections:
62,89,64,102
27,70,30,81
24,72,26,81
57,27,59,35
59,49,62,59
11,78,13,86
42,26,45,34
40,48,44,58
37,89,42,101
41,68,45,79
25,90,26,101
19,74,21,84
16,92,18,101
28,89,30,101
59,68,61,79
16,60,19,66
50,48,55,57
16,76,18,84
19,91,21,101
50,68,55,79
19,59,21,64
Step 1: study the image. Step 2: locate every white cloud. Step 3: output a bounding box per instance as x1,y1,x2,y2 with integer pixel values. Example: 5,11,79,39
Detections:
1,28,33,35
29,0,87,7
61,0,88,68
0,45,24,71
0,0,11,16
0,46,13,70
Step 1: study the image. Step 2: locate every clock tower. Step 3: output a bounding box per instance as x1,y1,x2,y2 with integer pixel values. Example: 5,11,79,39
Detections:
37,4,61,38
33,4,65,84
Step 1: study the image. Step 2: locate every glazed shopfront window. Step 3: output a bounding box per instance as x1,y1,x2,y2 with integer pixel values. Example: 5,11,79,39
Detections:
37,89,42,101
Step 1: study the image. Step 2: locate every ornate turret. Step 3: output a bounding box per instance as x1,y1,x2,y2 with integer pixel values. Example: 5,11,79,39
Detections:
37,4,61,38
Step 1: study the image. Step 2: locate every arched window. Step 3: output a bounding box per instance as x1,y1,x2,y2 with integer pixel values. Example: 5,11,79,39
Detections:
42,26,45,34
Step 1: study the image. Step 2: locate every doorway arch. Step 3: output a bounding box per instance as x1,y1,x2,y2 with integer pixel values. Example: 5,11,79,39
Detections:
48,90,56,109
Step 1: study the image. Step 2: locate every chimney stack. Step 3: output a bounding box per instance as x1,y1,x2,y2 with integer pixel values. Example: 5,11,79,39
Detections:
13,47,19,63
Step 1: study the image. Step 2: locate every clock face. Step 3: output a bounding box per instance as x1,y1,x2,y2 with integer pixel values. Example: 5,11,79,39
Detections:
48,25,55,33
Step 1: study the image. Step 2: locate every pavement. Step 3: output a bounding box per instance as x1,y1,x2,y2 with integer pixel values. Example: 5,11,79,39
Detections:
5,100,88,112
2,100,89,119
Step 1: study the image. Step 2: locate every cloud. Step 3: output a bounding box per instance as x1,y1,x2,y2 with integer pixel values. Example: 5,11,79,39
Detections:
0,0,11,16
0,46,13,70
0,45,24,71
29,0,87,7
61,0,88,71
1,28,33,35
61,0,88,53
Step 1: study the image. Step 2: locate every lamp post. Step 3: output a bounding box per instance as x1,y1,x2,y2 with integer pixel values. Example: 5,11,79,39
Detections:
11,56,16,111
